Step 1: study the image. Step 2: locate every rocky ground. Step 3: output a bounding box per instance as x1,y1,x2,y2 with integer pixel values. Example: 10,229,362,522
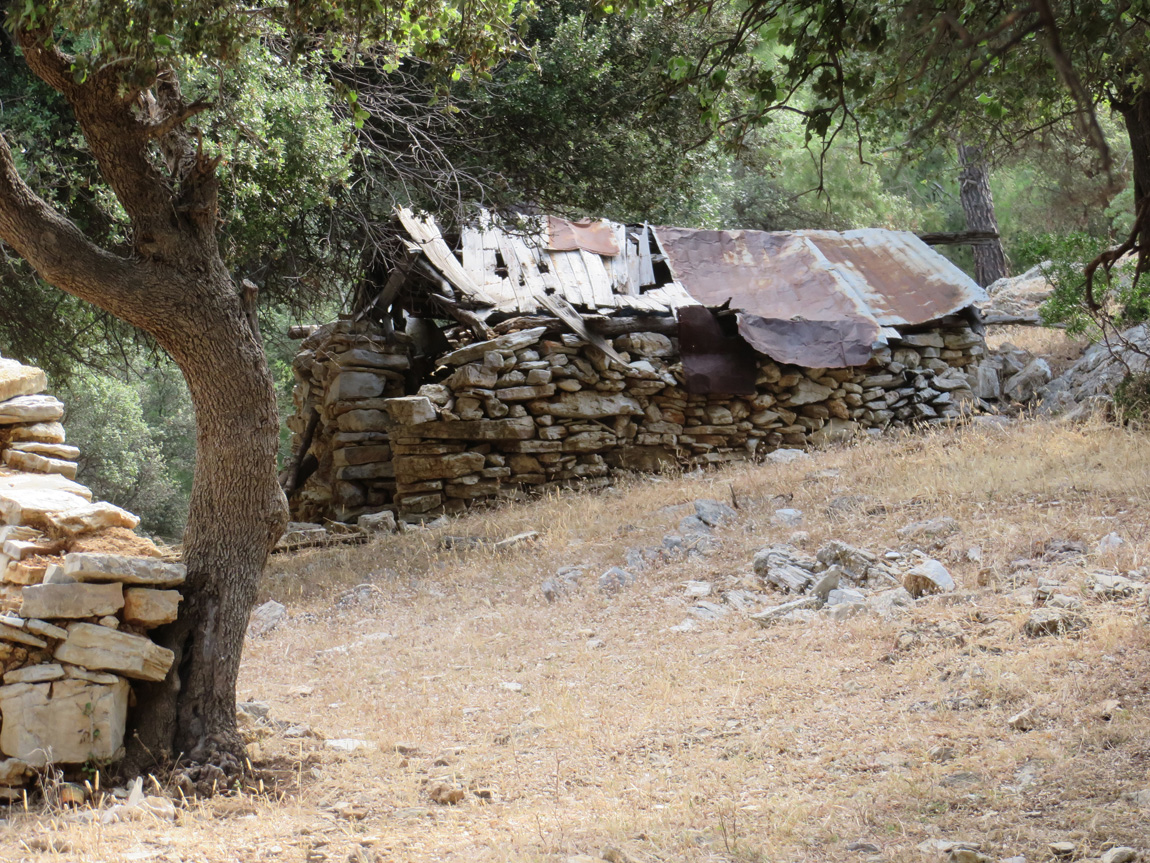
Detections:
0,413,1147,863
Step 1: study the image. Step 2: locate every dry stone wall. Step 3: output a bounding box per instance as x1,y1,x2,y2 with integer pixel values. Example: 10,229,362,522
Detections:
288,320,987,524
0,354,180,797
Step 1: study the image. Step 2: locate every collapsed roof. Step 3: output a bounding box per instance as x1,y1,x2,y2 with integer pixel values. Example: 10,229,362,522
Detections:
387,208,987,368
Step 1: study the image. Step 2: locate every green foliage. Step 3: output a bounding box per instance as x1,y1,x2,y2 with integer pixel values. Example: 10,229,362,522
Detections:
1037,233,1146,337
61,366,195,538
1113,371,1150,424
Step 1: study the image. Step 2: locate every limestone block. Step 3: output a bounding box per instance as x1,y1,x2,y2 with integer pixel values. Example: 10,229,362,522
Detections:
24,619,67,639
494,384,556,402
382,396,438,426
63,554,186,587
337,409,389,432
7,421,65,444
0,622,46,647
329,349,410,371
0,395,65,424
0,359,46,402
526,392,643,419
2,538,58,561
122,588,181,628
53,623,174,681
446,364,497,390
437,327,547,366
0,757,32,786
407,417,536,441
0,487,90,528
394,452,485,483
2,449,78,479
20,583,125,619
325,371,388,403
43,502,141,536
787,380,836,406
7,442,80,460
357,511,397,533
3,559,50,586
0,677,129,765
0,471,92,500
3,663,64,684
897,332,945,349
332,445,391,467
613,332,673,358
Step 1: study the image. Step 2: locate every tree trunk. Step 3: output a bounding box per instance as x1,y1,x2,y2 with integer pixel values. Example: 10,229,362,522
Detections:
1116,87,1150,255
126,262,287,777
0,33,289,783
957,143,1008,287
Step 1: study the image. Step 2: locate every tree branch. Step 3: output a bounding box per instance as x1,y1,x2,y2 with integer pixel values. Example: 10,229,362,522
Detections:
0,131,147,323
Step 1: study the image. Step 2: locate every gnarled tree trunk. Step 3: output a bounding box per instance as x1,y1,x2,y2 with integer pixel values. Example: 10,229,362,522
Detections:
957,143,1008,287
0,29,287,779
1115,87,1150,256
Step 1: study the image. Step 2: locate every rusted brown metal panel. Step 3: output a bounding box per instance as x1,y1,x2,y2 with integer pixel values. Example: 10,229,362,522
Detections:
678,306,757,395
656,225,986,367
546,216,621,256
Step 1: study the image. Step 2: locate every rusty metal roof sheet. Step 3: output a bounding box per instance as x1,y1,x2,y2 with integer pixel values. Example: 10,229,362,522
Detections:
654,225,987,366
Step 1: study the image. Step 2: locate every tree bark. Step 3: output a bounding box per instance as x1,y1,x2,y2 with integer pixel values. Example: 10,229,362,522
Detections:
957,143,1009,287
1115,87,1150,256
0,29,288,779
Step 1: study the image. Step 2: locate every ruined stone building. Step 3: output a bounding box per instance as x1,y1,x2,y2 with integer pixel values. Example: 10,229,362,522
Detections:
285,211,989,524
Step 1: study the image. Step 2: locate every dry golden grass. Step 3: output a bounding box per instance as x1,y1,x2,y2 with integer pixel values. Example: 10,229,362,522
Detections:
3,417,1150,863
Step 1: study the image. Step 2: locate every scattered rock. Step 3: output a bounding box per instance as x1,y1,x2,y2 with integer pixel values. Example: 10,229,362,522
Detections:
1049,843,1076,859
753,545,818,593
1023,608,1088,638
357,511,398,533
1097,532,1126,553
693,499,736,527
772,508,804,527
1101,848,1137,863
1087,572,1140,599
325,738,377,752
248,600,287,637
903,559,955,598
683,581,712,598
1007,706,1037,731
897,517,958,539
598,567,635,594
765,448,809,464
749,596,821,626
429,783,466,805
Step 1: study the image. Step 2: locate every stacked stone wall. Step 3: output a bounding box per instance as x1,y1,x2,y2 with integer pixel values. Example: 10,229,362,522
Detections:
288,320,987,523
0,355,181,796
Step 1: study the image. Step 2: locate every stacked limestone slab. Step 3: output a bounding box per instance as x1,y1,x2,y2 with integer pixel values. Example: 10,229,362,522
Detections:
0,355,181,797
287,322,988,524
288,322,412,522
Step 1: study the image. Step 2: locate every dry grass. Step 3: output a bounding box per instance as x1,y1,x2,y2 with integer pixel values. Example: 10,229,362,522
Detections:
3,418,1150,863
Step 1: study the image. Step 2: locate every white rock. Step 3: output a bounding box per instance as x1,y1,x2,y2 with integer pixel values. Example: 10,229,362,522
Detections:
1097,532,1125,553
122,588,182,628
0,677,129,765
325,738,377,752
63,553,185,586
0,395,64,424
20,582,125,619
0,360,46,403
772,508,804,527
1100,848,1137,863
357,510,397,533
248,600,286,637
53,622,175,682
2,663,64,684
44,502,140,535
903,560,955,597
1,449,77,479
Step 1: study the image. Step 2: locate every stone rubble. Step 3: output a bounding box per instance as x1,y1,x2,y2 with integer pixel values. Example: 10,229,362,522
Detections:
0,352,183,795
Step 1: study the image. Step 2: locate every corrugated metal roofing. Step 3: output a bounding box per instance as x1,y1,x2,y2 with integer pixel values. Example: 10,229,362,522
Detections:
395,209,986,367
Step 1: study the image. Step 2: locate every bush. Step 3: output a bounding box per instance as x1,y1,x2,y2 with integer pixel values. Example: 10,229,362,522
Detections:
1113,371,1150,424
62,366,195,539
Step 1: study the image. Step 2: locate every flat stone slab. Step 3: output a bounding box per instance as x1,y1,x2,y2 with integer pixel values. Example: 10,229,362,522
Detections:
62,553,186,586
0,677,129,765
21,582,125,619
7,421,65,444
122,588,181,628
0,487,90,529
0,622,46,648
2,449,77,479
54,623,174,681
3,663,64,684
7,442,80,460
0,395,64,424
44,502,140,536
0,360,46,403
438,327,547,366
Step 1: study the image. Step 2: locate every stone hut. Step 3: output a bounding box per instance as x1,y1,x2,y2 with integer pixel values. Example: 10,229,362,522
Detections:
284,211,989,524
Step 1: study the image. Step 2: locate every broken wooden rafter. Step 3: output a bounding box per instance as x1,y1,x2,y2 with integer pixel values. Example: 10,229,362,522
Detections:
918,230,1000,246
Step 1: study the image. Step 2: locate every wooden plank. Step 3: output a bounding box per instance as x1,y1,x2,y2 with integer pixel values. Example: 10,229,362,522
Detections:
606,223,631,294
507,237,543,313
482,249,499,284
636,224,656,287
579,248,615,309
497,234,531,313
534,289,630,367
548,251,586,308
397,208,496,306
462,228,485,284
564,250,596,308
